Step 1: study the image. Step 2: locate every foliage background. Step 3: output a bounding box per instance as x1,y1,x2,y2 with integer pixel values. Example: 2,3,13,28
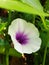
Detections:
0,0,49,65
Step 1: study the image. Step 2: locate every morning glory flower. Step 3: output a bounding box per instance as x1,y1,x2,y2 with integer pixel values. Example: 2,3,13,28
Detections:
8,18,41,54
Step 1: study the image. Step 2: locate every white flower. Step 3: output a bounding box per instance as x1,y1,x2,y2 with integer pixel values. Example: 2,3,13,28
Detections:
8,18,41,54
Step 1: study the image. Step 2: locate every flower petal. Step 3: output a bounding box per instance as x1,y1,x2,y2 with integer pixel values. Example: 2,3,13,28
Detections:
8,18,27,36
22,38,41,54
24,22,39,38
11,35,23,53
8,18,39,38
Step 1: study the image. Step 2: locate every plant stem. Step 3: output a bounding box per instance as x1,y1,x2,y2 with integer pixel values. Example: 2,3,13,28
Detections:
8,10,11,22
33,15,35,24
42,43,48,65
3,54,9,65
5,54,9,65
42,32,49,65
41,16,49,65
41,16,48,30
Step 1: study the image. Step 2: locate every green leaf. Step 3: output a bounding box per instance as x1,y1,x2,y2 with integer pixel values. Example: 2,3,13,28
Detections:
40,31,49,48
9,48,21,57
0,46,5,54
40,31,47,49
0,22,7,32
47,42,49,47
21,0,43,12
0,64,3,65
46,32,49,48
0,38,5,45
0,39,21,57
0,46,21,57
0,0,49,16
0,38,9,46
45,0,49,13
46,19,49,28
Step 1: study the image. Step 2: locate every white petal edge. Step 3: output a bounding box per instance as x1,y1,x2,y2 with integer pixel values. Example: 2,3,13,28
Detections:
24,22,39,38
11,35,23,54
22,38,41,54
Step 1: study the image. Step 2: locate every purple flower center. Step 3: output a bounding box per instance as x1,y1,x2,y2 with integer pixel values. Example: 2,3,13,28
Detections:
15,32,29,45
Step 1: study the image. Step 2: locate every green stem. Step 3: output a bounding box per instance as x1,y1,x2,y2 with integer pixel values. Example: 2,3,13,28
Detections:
33,15,35,24
41,16,48,30
3,54,9,65
42,32,49,65
5,54,9,65
3,56,5,65
42,43,48,65
8,11,11,22
41,16,49,65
